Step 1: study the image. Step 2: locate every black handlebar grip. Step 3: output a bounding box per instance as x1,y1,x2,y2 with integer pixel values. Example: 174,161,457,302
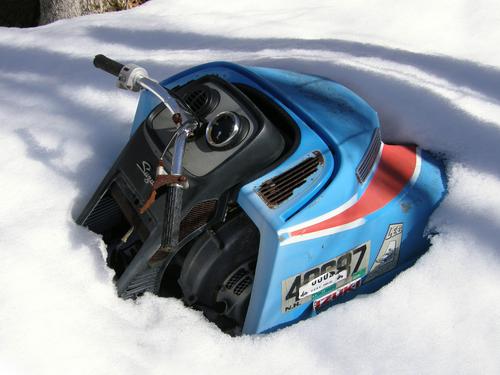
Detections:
160,185,184,252
93,54,124,77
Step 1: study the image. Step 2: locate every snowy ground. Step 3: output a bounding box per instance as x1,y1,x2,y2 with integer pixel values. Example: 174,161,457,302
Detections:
1,1,500,374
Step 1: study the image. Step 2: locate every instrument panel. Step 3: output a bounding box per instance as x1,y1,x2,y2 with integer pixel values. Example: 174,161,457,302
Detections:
148,79,258,177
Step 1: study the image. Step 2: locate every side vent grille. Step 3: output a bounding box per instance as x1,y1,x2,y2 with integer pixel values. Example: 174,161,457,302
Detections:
149,200,218,264
234,276,252,296
356,129,381,183
225,268,247,290
182,85,220,117
82,192,122,233
179,199,217,240
223,266,254,297
258,151,323,208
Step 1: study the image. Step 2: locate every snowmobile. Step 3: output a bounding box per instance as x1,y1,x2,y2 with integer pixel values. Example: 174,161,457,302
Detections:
77,55,446,335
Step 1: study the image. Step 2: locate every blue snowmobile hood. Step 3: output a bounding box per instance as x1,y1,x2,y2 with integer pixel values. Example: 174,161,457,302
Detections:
246,66,379,168
84,58,446,335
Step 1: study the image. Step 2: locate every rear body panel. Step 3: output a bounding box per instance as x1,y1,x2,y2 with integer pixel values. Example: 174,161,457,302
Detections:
234,66,445,333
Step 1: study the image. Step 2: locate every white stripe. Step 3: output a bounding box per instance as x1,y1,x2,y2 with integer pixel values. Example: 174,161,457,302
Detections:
278,143,419,246
278,193,358,236
280,218,365,245
410,148,422,185
370,141,385,182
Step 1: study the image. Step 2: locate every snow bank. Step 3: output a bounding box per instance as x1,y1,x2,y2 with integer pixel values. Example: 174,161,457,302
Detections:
1,1,499,374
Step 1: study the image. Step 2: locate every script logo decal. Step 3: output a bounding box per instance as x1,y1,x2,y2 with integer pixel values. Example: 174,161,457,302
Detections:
136,160,154,186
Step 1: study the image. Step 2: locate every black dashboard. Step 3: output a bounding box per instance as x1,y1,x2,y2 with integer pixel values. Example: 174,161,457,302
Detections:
147,77,264,177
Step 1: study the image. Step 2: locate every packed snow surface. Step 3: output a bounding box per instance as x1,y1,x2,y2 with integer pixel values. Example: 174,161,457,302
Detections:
1,1,500,374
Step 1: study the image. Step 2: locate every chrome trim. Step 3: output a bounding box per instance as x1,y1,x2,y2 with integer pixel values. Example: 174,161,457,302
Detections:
137,77,183,116
171,129,189,176
117,64,148,92
168,121,197,188
116,62,194,126
205,111,241,148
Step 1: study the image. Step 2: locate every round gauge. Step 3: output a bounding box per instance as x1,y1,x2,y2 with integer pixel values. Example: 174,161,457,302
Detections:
206,111,243,148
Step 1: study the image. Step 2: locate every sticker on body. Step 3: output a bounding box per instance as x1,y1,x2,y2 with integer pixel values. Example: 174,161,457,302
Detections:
313,277,363,311
364,223,403,283
281,242,370,313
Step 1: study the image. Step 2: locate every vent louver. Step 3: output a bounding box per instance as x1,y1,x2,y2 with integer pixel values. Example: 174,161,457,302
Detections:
225,268,247,290
356,129,381,183
182,85,220,117
179,199,217,240
224,266,254,297
149,200,217,265
82,193,122,233
258,151,323,208
233,276,252,296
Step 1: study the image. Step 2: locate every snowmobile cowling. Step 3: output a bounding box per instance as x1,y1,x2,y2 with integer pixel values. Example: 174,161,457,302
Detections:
77,58,446,335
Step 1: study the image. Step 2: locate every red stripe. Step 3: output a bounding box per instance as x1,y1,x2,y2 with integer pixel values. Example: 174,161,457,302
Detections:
291,144,417,237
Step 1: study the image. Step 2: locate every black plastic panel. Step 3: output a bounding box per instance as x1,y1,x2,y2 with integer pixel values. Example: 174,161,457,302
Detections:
148,77,267,177
76,74,297,299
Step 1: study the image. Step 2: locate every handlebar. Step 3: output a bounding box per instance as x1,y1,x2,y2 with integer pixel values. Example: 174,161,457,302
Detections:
93,54,198,262
93,54,124,77
92,54,191,118
161,185,183,253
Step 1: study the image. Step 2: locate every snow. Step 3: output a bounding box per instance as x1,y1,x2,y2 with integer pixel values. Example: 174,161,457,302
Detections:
1,0,500,374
